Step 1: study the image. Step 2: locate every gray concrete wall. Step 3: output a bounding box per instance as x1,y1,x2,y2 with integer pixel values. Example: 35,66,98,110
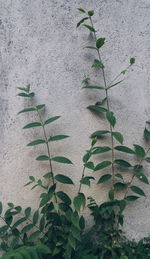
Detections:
0,0,150,240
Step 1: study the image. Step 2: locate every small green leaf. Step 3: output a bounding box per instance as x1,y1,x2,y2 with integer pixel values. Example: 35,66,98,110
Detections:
84,46,97,50
135,172,149,184
114,182,127,190
51,156,73,164
109,189,114,200
144,128,150,141
39,215,45,231
28,231,41,241
18,107,36,114
36,104,45,110
69,234,76,250
92,59,104,68
0,202,2,215
80,176,94,186
95,97,107,106
82,77,90,84
17,92,35,98
88,10,94,16
133,165,143,172
134,144,145,157
36,155,49,161
106,80,124,90
94,161,112,171
92,146,111,154
83,24,96,32
71,225,81,241
130,57,135,65
12,217,27,229
87,105,107,113
56,191,71,205
125,196,139,201
17,85,30,92
27,139,46,146
73,193,86,212
115,173,123,179
23,122,42,129
40,193,53,207
33,210,39,225
21,224,34,234
83,152,91,163
112,132,124,144
130,185,145,196
55,174,74,184
115,145,135,154
96,38,105,49
25,207,31,219
48,135,69,141
91,130,109,138
106,111,116,127
77,17,89,28
145,157,150,163
84,161,94,170
77,8,86,13
43,172,53,179
44,116,61,125
83,85,104,90
97,174,112,184
114,159,132,167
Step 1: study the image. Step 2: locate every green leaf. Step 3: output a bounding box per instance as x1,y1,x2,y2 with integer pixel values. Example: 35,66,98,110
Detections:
36,104,45,110
114,159,132,167
112,132,124,144
95,97,107,106
23,122,42,129
115,173,123,179
91,130,109,138
88,10,94,16
94,161,112,171
17,92,35,98
83,24,96,32
135,171,149,184
27,139,46,146
87,105,107,113
84,46,97,50
40,193,53,207
109,189,114,200
144,128,150,141
114,182,127,190
83,85,104,90
77,17,89,28
92,59,104,68
69,234,76,250
0,202,2,215
73,193,86,212
145,157,150,163
43,172,53,179
28,231,41,241
48,135,69,141
21,224,34,234
36,155,49,161
12,217,27,229
97,174,112,184
130,57,135,65
80,176,94,186
130,185,145,196
133,165,143,172
39,215,45,231
71,211,80,229
82,152,91,163
92,146,111,154
55,174,74,184
77,8,86,13
125,196,139,201
33,210,39,225
44,116,60,125
17,85,30,92
96,38,105,49
25,207,31,219
71,225,81,241
115,145,135,154
134,144,145,157
106,111,116,127
18,107,36,114
56,191,71,205
51,156,73,164
106,80,124,90
84,162,94,170
82,77,90,84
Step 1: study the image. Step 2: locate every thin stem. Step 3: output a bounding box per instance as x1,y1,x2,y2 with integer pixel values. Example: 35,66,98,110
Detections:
78,166,86,194
89,17,115,187
124,147,150,198
37,110,58,203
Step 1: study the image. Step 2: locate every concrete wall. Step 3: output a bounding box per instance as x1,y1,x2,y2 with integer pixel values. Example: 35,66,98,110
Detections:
0,0,150,240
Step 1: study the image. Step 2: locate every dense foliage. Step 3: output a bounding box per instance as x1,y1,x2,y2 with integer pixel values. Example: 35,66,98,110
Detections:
0,8,150,259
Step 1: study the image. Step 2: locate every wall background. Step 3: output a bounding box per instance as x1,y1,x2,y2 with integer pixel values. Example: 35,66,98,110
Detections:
0,0,150,240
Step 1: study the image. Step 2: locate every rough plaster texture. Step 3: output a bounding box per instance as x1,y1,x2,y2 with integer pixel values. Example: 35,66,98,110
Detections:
0,0,150,240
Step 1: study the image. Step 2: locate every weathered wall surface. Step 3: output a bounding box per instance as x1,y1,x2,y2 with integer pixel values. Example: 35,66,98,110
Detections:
0,0,150,240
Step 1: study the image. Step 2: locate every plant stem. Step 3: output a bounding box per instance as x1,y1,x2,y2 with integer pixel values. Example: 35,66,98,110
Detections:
124,147,150,198
78,166,86,194
89,17,115,187
36,110,58,203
